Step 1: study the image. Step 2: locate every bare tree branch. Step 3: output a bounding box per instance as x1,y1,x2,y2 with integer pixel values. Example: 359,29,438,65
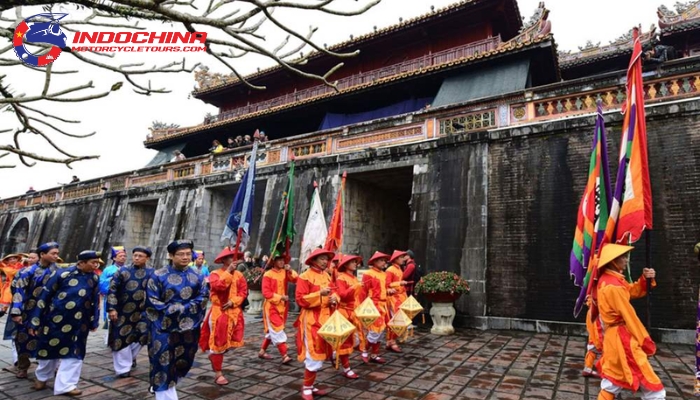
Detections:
0,0,382,168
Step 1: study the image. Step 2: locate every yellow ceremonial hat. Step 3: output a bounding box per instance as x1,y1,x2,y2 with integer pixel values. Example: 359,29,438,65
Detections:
596,244,634,269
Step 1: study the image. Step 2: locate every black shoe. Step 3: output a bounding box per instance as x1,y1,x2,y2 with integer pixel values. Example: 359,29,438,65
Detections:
116,372,130,379
132,360,137,368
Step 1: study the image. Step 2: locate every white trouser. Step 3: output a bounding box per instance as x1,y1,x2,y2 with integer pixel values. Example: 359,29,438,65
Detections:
36,358,83,395
300,313,323,372
601,378,666,400
263,312,288,345
113,343,142,374
154,386,178,400
11,340,18,364
366,331,384,344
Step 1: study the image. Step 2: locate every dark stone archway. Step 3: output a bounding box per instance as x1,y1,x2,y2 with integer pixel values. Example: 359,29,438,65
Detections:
3,217,29,256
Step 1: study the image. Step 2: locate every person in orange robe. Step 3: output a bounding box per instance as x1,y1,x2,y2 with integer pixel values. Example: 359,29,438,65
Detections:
594,243,665,400
259,254,298,364
385,250,409,352
362,251,391,364
0,253,28,369
199,247,248,386
295,248,338,400
327,254,340,281
335,254,365,379
583,297,603,378
0,253,28,309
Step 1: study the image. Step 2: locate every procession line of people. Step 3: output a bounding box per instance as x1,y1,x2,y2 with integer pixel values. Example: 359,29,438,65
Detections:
0,240,419,399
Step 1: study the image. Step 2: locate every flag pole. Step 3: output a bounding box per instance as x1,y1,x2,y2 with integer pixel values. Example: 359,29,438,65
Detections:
645,229,652,329
233,227,244,259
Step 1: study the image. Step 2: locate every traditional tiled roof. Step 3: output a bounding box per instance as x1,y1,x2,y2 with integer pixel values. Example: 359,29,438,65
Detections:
192,0,521,97
658,1,700,34
558,26,657,69
147,38,555,146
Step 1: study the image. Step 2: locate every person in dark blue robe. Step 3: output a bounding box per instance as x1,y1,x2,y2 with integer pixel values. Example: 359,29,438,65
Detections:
100,246,125,329
8,242,59,379
2,249,38,373
146,239,208,400
107,245,153,378
28,250,100,396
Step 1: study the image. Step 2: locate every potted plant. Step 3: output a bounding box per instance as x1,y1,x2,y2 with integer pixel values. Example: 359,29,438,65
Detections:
243,267,265,315
415,271,469,335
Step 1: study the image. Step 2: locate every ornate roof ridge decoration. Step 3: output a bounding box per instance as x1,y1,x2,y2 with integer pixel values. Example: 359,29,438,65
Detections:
150,33,555,141
559,25,657,68
192,0,521,94
658,0,700,32
508,1,551,46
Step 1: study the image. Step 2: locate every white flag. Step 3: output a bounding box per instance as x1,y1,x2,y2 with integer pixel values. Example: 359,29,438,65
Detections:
299,186,328,270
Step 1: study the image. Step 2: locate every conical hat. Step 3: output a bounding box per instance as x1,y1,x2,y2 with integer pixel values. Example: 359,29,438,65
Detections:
597,244,634,269
2,253,27,262
337,255,362,271
214,247,242,264
368,251,390,265
389,250,407,263
305,248,335,266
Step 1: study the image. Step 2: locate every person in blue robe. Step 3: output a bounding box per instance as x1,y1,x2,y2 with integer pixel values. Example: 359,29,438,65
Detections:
190,250,210,280
8,242,59,379
2,249,38,372
28,250,101,396
146,239,208,400
100,246,126,329
107,245,153,378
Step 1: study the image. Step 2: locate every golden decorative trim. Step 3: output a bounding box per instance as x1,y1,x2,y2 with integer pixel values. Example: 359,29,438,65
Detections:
337,126,424,149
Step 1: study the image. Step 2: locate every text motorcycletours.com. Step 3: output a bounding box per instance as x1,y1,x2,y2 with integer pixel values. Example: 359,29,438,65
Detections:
70,31,207,52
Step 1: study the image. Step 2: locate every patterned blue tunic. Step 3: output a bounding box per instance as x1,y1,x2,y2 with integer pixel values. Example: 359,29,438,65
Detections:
146,265,208,392
9,263,57,358
28,265,100,359
107,264,153,351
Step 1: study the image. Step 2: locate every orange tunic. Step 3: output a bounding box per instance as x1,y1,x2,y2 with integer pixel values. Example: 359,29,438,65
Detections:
597,270,662,392
385,264,407,314
295,267,338,362
336,272,366,355
0,262,24,306
262,268,298,333
586,298,603,351
362,268,389,334
199,269,248,353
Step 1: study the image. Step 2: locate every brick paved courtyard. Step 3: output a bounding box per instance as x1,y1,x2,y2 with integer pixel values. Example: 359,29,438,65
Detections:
0,315,695,399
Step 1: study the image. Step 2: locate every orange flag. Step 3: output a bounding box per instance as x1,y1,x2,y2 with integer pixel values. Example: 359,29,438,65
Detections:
324,172,346,253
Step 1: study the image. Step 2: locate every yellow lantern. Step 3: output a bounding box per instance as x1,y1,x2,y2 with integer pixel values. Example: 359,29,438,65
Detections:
318,310,356,350
399,295,423,321
355,296,380,328
388,309,411,339
318,310,356,369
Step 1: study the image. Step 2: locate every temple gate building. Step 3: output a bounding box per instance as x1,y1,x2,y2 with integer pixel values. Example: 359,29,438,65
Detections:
2,0,700,337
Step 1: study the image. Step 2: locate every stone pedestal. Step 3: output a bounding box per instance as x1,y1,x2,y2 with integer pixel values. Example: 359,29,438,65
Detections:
247,289,264,315
430,302,456,335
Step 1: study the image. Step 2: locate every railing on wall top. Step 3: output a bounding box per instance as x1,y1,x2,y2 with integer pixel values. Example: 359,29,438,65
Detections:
3,60,700,211
145,37,502,143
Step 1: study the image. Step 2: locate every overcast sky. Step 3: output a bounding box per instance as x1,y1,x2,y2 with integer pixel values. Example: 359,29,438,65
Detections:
0,0,677,198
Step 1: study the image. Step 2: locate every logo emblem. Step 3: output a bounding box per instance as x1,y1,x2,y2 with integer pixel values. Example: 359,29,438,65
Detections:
14,13,67,67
